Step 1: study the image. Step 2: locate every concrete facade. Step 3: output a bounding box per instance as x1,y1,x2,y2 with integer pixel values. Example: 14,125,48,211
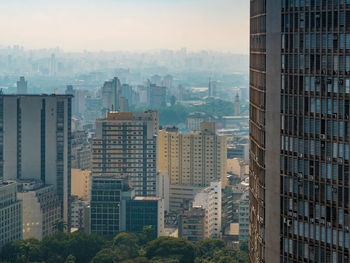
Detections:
193,181,222,238
17,180,61,240
0,182,22,250
158,123,227,187
92,111,158,197
0,95,72,225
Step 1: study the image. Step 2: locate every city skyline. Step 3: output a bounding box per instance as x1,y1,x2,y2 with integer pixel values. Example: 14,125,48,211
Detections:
0,0,249,53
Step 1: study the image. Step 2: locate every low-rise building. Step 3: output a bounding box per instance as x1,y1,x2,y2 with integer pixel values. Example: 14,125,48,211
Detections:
125,197,164,237
178,206,206,242
90,176,165,237
71,197,90,232
90,176,131,237
0,182,22,250
17,180,61,240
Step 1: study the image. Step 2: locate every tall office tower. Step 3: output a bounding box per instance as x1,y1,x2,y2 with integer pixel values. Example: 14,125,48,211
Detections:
147,84,167,109
119,97,129,112
234,93,240,116
101,77,121,111
250,1,350,262
92,111,159,197
158,123,227,187
208,79,217,97
65,85,79,116
0,95,72,225
0,182,22,250
16,76,28,94
49,54,56,77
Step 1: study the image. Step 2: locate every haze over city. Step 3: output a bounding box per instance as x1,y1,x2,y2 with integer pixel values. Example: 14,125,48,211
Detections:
0,0,249,53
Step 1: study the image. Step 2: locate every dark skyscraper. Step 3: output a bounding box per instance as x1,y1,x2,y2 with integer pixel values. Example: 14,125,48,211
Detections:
250,1,350,262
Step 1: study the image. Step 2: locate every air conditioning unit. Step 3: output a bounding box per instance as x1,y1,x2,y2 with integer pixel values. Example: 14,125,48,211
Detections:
299,153,303,158
339,79,344,85
320,134,326,139
333,113,337,118
298,173,303,179
309,175,314,180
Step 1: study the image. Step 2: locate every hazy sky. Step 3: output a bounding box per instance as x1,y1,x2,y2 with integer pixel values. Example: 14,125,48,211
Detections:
0,0,249,53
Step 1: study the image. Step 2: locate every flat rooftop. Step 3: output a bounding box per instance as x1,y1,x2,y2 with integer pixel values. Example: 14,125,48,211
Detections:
134,196,161,201
0,94,73,98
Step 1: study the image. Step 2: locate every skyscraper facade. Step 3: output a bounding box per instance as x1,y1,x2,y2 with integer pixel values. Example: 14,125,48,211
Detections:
250,1,350,262
92,111,158,197
0,95,72,225
101,77,121,111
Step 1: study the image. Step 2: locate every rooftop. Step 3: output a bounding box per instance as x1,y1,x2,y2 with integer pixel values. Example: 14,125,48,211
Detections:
0,94,73,98
134,196,161,201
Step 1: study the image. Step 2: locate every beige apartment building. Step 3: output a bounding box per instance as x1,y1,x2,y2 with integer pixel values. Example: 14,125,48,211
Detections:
71,169,91,201
158,122,227,187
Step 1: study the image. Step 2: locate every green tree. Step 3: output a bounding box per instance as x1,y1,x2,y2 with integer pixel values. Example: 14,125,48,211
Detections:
0,238,43,263
138,226,157,245
91,248,119,263
67,232,107,263
65,254,76,263
145,237,195,263
54,219,68,232
196,239,226,259
239,241,249,254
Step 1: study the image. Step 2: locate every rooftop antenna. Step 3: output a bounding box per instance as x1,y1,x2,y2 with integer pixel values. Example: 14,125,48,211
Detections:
111,104,114,112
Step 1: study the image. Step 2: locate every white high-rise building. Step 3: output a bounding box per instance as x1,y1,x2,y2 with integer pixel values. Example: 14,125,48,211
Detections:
193,181,222,238
0,94,72,224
